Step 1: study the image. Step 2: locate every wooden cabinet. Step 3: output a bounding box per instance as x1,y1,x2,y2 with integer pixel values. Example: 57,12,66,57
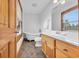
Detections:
46,45,54,58
56,40,79,58
46,36,55,58
41,35,47,55
56,49,68,58
42,34,79,58
42,34,55,58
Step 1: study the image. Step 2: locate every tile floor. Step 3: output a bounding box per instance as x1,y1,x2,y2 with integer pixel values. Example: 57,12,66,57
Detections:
18,41,46,58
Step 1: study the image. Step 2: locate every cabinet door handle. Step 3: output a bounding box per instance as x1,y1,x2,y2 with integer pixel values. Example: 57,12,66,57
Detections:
63,49,68,52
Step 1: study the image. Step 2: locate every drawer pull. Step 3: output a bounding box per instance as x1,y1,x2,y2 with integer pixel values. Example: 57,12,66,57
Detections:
63,49,68,52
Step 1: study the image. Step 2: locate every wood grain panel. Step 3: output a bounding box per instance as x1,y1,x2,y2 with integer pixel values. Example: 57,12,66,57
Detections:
56,49,68,58
0,45,8,58
41,35,47,55
56,40,79,58
0,0,8,27
8,0,16,29
42,34,56,58
46,46,54,58
8,37,16,58
0,0,4,24
0,40,9,58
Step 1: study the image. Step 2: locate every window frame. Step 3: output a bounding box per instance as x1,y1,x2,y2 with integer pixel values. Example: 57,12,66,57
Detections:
61,5,79,31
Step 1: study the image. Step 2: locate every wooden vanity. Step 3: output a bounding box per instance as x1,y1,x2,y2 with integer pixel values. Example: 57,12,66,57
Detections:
42,34,56,58
42,34,79,58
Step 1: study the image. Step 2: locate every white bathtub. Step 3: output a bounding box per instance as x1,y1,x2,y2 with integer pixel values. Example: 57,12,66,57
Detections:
26,33,41,40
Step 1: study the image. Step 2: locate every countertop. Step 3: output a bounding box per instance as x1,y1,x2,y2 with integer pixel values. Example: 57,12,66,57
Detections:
42,30,79,46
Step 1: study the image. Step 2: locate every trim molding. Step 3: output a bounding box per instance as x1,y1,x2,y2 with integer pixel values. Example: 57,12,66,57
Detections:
18,0,23,13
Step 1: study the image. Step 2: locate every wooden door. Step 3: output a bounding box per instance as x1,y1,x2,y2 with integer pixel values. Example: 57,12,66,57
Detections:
0,0,16,29
8,37,16,58
0,44,8,58
0,53,1,58
0,0,8,27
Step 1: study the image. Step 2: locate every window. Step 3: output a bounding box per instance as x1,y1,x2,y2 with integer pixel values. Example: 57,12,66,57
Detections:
61,6,78,31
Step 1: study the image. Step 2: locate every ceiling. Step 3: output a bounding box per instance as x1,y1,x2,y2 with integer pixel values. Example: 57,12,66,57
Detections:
20,0,53,14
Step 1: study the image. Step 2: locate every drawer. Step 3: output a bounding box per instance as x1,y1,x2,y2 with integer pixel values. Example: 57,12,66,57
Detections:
56,40,79,58
56,49,69,58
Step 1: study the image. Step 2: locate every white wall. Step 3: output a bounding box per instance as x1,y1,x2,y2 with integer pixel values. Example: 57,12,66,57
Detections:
40,2,57,30
22,0,78,34
52,0,78,30
40,0,78,31
23,13,41,34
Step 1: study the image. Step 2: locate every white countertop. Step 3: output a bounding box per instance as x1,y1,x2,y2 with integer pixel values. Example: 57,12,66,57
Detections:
42,30,79,46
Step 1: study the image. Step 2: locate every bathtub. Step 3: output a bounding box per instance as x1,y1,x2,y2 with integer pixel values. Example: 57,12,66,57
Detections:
26,33,41,40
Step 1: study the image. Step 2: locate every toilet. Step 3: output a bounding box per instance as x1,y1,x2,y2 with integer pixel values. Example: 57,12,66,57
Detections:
35,37,41,47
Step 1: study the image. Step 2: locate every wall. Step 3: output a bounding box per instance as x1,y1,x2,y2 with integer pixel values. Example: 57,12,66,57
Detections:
52,0,78,30
40,2,58,30
23,13,41,34
40,0,78,31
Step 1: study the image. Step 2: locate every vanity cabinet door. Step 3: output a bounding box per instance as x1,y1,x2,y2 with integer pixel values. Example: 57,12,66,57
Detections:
46,37,55,58
0,44,8,58
42,42,47,55
42,35,47,55
42,34,56,58
46,45,54,58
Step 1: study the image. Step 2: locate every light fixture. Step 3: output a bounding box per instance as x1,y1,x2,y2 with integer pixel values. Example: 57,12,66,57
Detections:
53,0,58,3
61,0,66,4
53,0,66,4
